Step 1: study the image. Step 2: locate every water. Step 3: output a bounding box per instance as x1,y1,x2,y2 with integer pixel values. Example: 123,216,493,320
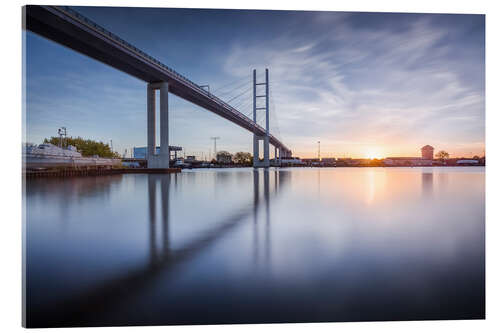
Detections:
24,167,485,327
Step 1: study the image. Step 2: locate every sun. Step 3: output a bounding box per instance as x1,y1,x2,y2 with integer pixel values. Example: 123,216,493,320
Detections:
365,148,383,160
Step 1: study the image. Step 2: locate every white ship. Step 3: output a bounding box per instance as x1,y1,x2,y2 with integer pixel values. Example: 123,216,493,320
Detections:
24,143,121,170
25,143,82,157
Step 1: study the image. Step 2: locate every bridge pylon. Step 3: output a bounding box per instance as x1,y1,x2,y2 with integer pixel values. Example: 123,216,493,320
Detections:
253,69,270,168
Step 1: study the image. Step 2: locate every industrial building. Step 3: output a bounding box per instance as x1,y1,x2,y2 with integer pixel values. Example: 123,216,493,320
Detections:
383,145,435,166
421,145,434,160
383,157,433,166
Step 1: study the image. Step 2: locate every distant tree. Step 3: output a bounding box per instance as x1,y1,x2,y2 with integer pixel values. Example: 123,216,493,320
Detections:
368,158,383,167
435,150,449,160
473,155,480,160
43,136,120,158
233,152,252,165
216,151,232,164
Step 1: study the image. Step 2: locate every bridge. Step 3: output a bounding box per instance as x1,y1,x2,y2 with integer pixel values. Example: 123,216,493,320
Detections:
24,5,292,168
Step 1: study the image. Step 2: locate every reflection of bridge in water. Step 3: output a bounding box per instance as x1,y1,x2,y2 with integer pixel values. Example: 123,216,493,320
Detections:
28,170,290,328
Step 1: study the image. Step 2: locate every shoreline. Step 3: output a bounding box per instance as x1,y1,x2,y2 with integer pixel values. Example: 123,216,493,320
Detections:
23,167,181,178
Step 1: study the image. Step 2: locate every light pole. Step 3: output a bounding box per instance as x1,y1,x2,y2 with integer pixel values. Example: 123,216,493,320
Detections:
58,127,66,148
318,141,321,161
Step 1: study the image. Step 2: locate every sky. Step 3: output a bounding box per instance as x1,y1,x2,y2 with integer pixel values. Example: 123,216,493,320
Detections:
24,7,485,159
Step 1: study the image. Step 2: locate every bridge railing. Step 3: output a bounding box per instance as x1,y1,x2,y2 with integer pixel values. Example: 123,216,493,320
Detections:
55,6,287,151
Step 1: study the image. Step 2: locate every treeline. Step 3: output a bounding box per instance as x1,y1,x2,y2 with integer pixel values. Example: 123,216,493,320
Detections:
43,136,120,158
215,151,253,165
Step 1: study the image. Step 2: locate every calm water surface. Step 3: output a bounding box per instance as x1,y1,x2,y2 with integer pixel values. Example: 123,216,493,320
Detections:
24,167,485,327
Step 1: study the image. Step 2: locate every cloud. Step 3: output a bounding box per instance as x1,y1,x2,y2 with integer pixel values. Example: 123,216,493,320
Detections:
219,13,484,157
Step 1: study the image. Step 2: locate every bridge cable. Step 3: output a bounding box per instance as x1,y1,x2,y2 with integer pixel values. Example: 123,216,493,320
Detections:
210,74,252,95
270,87,283,142
214,79,251,99
226,85,253,104
231,91,253,110
229,86,252,105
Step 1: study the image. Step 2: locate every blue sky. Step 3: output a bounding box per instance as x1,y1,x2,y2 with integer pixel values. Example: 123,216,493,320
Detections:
25,7,484,158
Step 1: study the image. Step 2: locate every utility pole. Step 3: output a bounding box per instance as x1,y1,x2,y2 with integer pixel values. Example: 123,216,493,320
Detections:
110,139,113,155
210,136,220,160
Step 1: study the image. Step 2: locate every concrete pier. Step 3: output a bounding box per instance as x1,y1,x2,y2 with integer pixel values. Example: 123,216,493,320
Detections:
147,82,170,168
159,82,169,165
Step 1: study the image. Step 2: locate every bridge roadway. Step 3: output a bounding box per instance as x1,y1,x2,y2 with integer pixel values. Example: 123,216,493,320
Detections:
24,5,292,157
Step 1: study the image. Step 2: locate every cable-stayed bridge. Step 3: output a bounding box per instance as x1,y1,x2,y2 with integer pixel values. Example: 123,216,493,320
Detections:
24,5,292,168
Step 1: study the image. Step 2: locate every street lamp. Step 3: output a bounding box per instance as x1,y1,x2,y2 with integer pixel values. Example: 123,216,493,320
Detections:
58,127,66,148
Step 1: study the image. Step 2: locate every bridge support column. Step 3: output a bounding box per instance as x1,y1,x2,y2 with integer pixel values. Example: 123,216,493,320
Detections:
147,82,170,168
147,83,156,167
253,135,260,167
159,82,169,167
263,137,270,168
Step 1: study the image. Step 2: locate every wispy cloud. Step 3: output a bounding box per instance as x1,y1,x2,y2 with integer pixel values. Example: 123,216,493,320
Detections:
220,13,484,157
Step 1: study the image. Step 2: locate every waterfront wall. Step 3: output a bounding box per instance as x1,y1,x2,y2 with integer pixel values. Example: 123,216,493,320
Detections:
24,154,122,170
23,167,181,178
